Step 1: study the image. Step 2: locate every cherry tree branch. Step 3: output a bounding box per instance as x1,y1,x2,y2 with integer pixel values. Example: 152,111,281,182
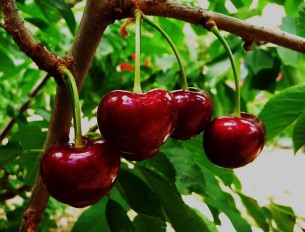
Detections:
18,0,119,231
137,0,305,54
0,0,68,79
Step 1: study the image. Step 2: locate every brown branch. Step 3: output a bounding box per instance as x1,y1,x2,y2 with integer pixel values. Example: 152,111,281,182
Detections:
137,0,305,54
18,0,119,231
0,74,50,143
0,0,66,79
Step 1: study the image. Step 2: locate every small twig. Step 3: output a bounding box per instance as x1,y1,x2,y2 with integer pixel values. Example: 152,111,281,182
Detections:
0,74,51,143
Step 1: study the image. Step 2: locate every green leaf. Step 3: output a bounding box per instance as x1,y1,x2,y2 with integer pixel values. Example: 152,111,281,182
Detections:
133,214,166,232
266,203,296,232
139,167,212,232
298,2,305,38
159,137,247,230
116,168,165,220
34,0,61,23
48,0,77,35
238,193,269,232
292,111,305,153
160,138,207,195
11,125,46,150
11,124,46,185
0,142,22,167
245,49,274,74
205,58,231,87
258,84,305,141
250,58,281,91
231,0,252,8
106,199,135,232
285,0,303,17
0,50,15,75
157,18,184,47
204,196,252,232
139,151,176,185
71,198,110,232
277,17,300,67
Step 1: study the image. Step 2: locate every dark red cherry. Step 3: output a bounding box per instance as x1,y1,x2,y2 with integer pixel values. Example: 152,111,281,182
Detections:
171,87,213,140
203,112,266,169
97,89,177,161
40,139,121,208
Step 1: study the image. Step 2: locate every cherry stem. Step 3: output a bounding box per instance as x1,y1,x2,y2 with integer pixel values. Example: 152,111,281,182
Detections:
133,10,142,94
143,16,188,90
210,26,241,117
58,66,84,148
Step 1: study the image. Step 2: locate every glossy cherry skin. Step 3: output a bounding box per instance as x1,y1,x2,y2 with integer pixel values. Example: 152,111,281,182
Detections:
170,87,213,140
40,139,121,208
203,112,266,169
97,89,177,161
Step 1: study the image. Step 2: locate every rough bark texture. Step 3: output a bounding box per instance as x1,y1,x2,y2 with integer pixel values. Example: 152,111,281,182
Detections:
1,0,305,231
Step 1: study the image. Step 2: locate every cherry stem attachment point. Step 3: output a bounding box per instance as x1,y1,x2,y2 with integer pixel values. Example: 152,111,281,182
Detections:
58,66,84,148
210,26,241,117
133,10,143,94
143,16,188,90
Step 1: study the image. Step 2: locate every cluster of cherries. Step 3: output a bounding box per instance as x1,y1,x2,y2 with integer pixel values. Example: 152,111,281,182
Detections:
39,85,265,208
39,13,266,208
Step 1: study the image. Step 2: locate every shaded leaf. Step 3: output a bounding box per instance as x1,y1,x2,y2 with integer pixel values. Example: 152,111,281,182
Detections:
0,142,22,167
116,168,165,220
71,198,110,232
133,214,166,232
138,151,176,185
106,199,135,232
140,167,212,232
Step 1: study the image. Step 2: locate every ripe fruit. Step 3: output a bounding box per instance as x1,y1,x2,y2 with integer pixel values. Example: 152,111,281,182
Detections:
171,87,213,140
203,112,266,169
97,89,177,161
40,139,121,208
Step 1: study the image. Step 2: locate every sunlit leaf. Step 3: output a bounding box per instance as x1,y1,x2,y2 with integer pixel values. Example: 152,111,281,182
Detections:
292,111,305,153
266,203,296,232
277,17,300,67
259,84,305,141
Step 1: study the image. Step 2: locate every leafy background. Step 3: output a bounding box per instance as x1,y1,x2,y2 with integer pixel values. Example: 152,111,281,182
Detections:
1,0,305,231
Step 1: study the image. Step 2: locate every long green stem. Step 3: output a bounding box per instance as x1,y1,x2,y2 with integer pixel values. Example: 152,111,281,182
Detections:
143,16,188,90
210,26,241,117
133,10,142,94
58,66,84,147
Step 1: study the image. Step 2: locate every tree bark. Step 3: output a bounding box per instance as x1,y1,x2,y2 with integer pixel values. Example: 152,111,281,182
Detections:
18,0,117,231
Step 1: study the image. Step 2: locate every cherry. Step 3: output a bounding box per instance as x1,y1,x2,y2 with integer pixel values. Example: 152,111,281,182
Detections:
203,112,266,169
170,87,213,140
97,89,177,161
40,139,121,208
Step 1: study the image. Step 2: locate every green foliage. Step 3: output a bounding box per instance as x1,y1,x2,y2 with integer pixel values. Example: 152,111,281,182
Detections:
259,84,305,152
1,0,305,231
